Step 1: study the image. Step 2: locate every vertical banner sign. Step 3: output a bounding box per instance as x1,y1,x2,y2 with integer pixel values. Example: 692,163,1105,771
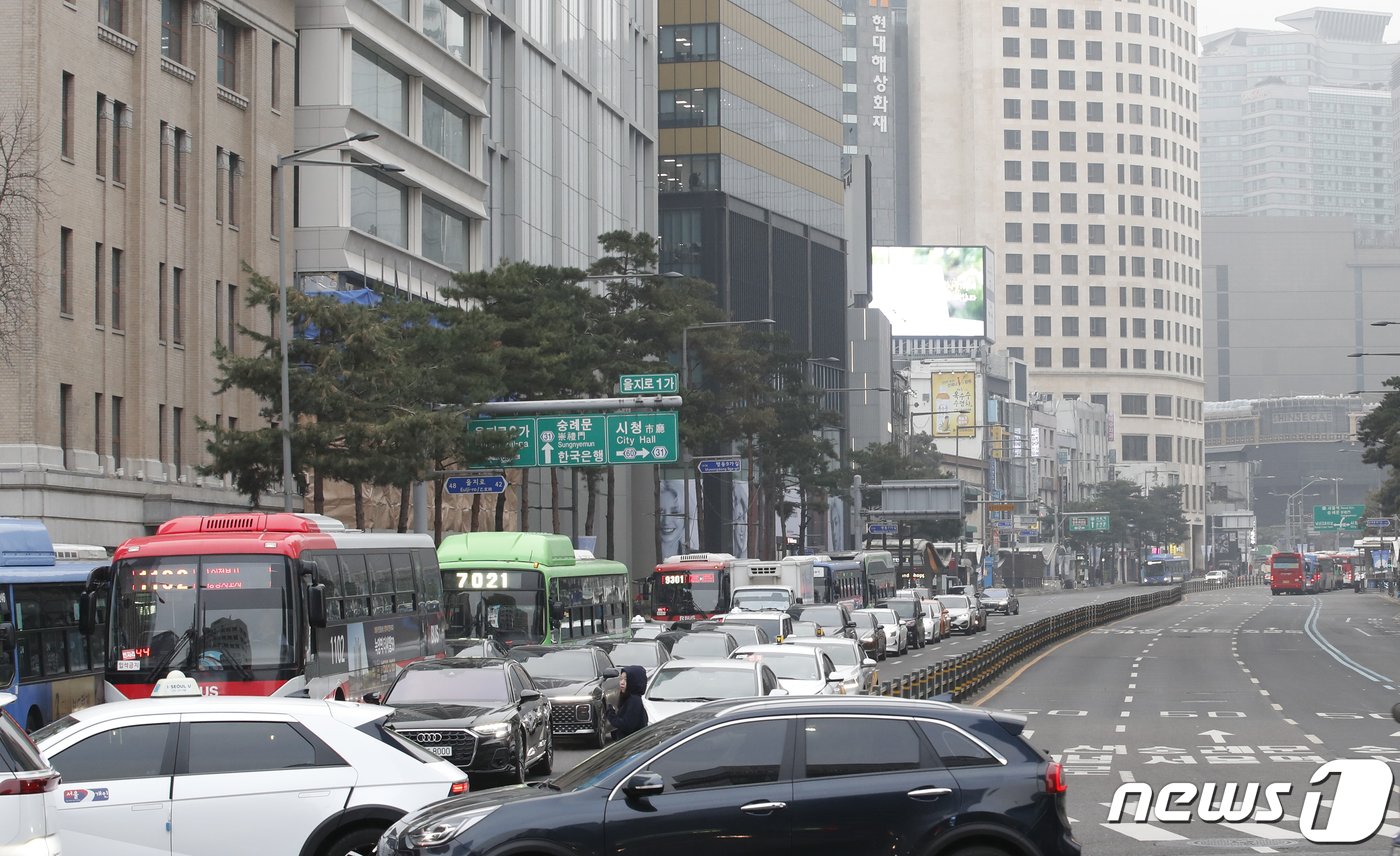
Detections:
870,5,890,133
930,372,976,437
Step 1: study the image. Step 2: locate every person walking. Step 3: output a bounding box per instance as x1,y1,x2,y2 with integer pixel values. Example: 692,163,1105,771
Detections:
606,665,649,740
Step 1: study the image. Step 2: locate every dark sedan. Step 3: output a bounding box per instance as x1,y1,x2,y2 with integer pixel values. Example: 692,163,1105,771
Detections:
979,587,1020,616
378,696,1081,856
508,645,620,748
374,658,552,786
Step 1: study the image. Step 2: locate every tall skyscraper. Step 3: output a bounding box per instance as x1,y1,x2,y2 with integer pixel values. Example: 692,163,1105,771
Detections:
908,1,1206,560
1199,8,1400,225
841,0,912,248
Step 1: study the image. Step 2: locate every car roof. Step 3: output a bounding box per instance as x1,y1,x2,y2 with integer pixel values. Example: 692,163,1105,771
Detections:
699,694,975,719
509,645,591,655
723,611,788,619
406,657,508,670
732,644,819,656
47,695,387,727
657,658,759,671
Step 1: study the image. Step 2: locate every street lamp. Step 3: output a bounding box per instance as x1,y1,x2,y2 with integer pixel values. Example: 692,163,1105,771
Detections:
275,132,402,512
678,319,776,552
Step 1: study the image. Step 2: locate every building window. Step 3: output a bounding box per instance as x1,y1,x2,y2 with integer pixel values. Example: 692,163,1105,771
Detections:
215,147,225,222
95,95,107,178
1003,130,1021,150
351,42,408,134
110,247,123,330
1005,254,1022,273
659,154,720,193
1090,348,1107,368
1030,8,1047,27
270,166,279,236
1003,68,1020,88
351,168,408,247
217,16,241,91
423,0,469,62
1062,316,1079,336
1121,394,1147,415
99,0,124,32
1034,316,1051,336
1006,283,1023,304
1089,316,1106,336
59,385,73,467
226,283,237,352
159,264,167,341
60,73,74,159
161,0,185,62
422,197,469,271
1089,286,1105,306
93,242,104,325
158,405,166,465
1002,38,1019,57
660,89,718,128
1005,192,1021,211
1002,7,1019,26
659,208,704,277
172,128,189,206
1033,284,1050,305
110,102,127,183
1133,349,1147,369
1006,316,1023,336
111,396,123,466
94,393,104,458
59,228,73,315
171,266,184,344
1005,223,1022,242
214,279,223,346
226,152,241,227
1034,347,1051,367
1062,348,1080,368
660,24,719,62
1032,223,1049,243
158,122,170,201
423,88,469,169
1122,435,1148,462
1033,255,1050,274
1155,436,1172,462
1155,395,1172,416
270,40,282,109
172,407,183,474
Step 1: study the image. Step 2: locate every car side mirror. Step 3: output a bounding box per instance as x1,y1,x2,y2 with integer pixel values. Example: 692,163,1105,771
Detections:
623,771,665,799
0,622,13,654
862,658,877,667
362,691,382,705
602,668,620,679
307,583,328,629
519,689,541,703
844,622,856,630
768,687,789,696
827,671,842,683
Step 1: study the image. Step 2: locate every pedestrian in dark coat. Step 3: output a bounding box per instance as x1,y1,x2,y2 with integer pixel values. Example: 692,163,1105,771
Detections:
606,664,649,740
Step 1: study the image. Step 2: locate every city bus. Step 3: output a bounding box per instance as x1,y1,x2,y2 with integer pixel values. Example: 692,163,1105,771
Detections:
1269,551,1306,595
439,532,630,647
0,519,109,731
1302,553,1337,594
80,512,446,701
651,553,739,621
1142,553,1189,585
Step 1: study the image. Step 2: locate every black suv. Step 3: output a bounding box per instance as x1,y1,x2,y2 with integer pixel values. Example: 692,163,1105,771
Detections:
507,646,620,748
375,658,553,786
379,696,1080,856
877,598,928,649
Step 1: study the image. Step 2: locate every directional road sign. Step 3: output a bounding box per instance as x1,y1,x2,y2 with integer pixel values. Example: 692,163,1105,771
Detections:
867,522,899,536
697,458,742,474
620,373,679,395
1366,518,1394,529
1313,504,1365,530
1066,513,1111,533
608,412,678,464
469,412,679,468
445,475,507,495
467,417,537,468
537,415,608,466
988,502,1016,512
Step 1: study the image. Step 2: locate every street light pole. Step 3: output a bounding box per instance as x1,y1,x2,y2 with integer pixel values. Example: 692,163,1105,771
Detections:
679,319,775,553
275,132,398,512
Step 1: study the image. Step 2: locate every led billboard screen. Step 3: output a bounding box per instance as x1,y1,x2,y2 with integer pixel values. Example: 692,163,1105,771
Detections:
870,246,992,339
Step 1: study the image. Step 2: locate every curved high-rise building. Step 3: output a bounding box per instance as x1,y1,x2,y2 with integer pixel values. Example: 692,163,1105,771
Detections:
908,1,1205,560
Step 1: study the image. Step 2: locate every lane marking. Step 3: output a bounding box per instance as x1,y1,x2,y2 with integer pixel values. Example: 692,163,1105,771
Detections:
1120,711,1131,717
1023,729,1034,739
1271,704,1283,711
1119,769,1135,782
1128,683,1136,689
1305,734,1322,744
1096,822,1189,842
1303,602,1391,682
1124,695,1134,703
1284,718,1298,725
1356,628,1373,637
1115,724,1126,732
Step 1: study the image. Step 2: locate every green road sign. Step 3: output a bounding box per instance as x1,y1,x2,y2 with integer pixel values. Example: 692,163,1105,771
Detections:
468,412,679,468
467,417,537,468
1313,504,1365,529
1066,513,1111,533
619,373,679,395
608,412,678,464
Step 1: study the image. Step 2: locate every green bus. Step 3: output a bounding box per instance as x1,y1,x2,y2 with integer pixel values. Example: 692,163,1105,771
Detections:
438,532,631,649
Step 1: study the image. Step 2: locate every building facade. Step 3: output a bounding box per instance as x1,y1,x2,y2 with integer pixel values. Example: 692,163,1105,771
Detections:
0,0,294,544
1199,7,1399,224
907,0,1207,564
840,0,911,247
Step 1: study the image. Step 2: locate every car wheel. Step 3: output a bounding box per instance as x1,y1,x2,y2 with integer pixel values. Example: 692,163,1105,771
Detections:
591,707,607,749
508,731,528,785
530,730,554,776
320,826,384,856
944,846,1013,856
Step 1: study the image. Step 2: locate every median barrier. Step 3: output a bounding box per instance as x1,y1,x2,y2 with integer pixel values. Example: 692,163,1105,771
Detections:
876,587,1185,703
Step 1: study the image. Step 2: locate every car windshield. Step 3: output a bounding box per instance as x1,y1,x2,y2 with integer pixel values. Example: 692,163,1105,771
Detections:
647,666,758,701
549,712,708,791
793,605,845,627
508,649,596,679
870,609,898,624
454,640,500,658
984,589,1009,598
387,666,507,703
723,616,782,638
849,612,879,629
883,600,917,619
736,650,820,680
670,634,731,658
609,643,661,669
789,622,820,636
938,595,970,609
732,590,790,610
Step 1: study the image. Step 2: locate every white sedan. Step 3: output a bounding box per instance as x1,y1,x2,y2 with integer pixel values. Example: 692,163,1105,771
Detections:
1204,570,1229,584
784,637,879,695
854,607,907,656
33,671,468,856
730,644,842,696
642,659,785,722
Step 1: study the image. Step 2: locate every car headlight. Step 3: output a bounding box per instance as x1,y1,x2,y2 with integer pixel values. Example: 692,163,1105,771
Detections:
406,806,499,848
471,721,513,739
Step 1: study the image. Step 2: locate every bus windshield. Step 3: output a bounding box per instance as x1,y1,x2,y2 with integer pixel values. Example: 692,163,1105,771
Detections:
443,569,545,647
111,555,295,680
654,569,726,617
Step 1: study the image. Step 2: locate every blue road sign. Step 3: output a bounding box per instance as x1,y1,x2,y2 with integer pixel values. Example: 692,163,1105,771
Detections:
445,475,507,495
1367,518,1393,529
866,522,898,536
697,458,742,474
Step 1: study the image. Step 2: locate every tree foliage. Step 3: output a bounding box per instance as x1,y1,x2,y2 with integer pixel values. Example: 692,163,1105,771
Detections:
1355,377,1400,513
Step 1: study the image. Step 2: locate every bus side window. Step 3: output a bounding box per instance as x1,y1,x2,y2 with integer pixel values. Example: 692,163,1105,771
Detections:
306,553,342,621
368,554,395,616
339,555,371,619
413,551,442,613
390,553,415,613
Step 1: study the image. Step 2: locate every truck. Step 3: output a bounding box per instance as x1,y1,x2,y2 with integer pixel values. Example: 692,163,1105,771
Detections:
729,555,817,612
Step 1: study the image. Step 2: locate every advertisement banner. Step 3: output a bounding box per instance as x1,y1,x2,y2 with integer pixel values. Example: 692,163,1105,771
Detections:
930,372,976,437
870,246,990,338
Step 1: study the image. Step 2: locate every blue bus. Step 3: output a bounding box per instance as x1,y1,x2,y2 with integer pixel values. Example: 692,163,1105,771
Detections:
1142,553,1189,585
0,519,109,730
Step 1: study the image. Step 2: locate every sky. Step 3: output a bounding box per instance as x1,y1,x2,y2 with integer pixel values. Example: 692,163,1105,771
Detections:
1196,0,1400,40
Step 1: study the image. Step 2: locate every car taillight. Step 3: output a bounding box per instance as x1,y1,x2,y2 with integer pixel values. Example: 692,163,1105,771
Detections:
1045,762,1067,795
449,780,469,796
0,771,61,795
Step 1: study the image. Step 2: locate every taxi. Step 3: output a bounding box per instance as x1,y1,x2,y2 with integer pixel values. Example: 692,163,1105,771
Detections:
31,672,468,856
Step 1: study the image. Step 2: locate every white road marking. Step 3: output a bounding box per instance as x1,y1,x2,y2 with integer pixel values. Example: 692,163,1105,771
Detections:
1128,683,1136,689
1284,718,1298,725
1271,703,1283,711
1023,729,1034,739
1215,822,1304,841
912,653,923,658
1119,769,1135,782
1115,724,1126,732
1096,822,1189,842
1260,690,1270,697
1250,677,1260,684
1120,711,1131,717
1356,628,1373,636
1305,734,1322,744
1124,695,1134,703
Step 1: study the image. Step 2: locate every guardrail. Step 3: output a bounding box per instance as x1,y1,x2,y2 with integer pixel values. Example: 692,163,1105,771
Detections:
874,587,1186,702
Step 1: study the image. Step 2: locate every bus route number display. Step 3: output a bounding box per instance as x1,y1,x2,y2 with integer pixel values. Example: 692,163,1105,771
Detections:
661,572,715,585
455,571,521,590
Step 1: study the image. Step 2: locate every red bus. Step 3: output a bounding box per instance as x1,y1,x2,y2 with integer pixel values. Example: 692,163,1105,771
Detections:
81,513,446,701
650,553,739,621
1269,551,1305,596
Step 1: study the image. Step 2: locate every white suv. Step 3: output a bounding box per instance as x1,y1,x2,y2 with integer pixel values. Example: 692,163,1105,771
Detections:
0,693,61,855
32,672,469,856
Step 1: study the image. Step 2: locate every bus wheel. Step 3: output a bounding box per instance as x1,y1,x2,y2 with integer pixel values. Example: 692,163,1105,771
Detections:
25,709,42,733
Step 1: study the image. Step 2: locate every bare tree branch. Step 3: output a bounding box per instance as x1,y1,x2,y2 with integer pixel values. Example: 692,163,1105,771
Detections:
0,103,49,365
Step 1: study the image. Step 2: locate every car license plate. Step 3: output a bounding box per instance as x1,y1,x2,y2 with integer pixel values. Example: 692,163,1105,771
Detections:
424,746,453,757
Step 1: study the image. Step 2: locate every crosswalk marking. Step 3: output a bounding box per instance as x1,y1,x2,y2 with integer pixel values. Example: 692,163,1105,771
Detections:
1097,822,1189,841
1214,821,1304,840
